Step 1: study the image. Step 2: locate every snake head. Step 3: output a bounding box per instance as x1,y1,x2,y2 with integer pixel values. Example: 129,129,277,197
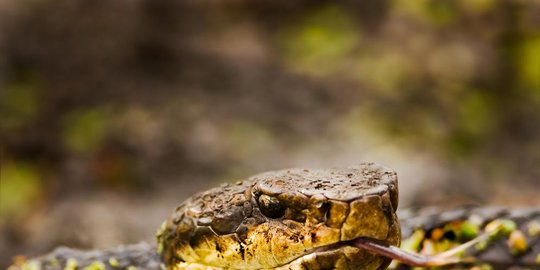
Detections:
158,163,400,270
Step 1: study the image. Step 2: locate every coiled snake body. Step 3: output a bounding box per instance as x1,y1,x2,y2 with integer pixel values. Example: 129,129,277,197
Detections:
9,163,540,270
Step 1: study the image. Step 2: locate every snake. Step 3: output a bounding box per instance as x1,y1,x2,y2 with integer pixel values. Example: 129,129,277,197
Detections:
157,163,400,270
8,163,540,270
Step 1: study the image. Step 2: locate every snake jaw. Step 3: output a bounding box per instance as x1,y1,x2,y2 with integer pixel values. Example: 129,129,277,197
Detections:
278,244,388,270
274,195,400,270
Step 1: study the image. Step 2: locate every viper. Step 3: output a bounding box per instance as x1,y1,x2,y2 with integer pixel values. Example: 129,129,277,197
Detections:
157,163,401,270
9,163,540,270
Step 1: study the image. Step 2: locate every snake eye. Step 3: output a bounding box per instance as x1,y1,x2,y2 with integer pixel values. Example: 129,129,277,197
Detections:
258,195,286,219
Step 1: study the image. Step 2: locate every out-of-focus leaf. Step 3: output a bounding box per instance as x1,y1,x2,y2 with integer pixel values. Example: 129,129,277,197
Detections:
449,91,495,154
0,160,42,224
458,0,496,14
392,0,458,26
516,34,540,92
355,50,413,95
224,120,273,160
0,79,41,130
279,6,359,76
457,91,495,137
62,108,108,154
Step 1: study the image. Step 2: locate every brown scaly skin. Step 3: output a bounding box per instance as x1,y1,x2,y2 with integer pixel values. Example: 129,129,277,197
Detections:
7,164,540,270
157,163,400,270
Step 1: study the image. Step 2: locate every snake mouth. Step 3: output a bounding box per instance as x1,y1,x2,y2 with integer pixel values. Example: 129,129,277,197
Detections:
170,239,388,270
277,237,391,270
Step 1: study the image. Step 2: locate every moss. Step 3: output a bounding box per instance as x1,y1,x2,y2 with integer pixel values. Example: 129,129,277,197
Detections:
21,261,40,270
48,259,60,267
475,239,488,251
477,263,494,270
108,258,120,268
527,221,540,237
82,261,106,270
457,221,480,240
485,219,516,237
507,230,528,255
400,229,426,251
64,259,78,270
156,221,168,254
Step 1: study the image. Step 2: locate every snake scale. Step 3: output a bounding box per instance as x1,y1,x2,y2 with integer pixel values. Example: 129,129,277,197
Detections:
9,164,540,270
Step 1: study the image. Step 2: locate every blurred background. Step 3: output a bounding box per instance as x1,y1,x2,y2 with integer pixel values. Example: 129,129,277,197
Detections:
0,0,539,267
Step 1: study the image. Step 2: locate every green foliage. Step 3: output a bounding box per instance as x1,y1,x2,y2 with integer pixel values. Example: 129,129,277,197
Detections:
449,91,496,154
83,261,106,270
393,0,459,26
456,221,480,240
355,50,414,94
517,34,540,92
62,108,108,154
0,161,42,224
279,6,359,76
459,0,496,14
225,120,273,159
0,79,41,131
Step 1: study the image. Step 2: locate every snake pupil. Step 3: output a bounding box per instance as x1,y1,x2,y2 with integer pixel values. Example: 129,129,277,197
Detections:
258,194,286,219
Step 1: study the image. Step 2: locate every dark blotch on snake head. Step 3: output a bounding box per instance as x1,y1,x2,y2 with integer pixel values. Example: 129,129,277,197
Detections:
211,205,247,235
